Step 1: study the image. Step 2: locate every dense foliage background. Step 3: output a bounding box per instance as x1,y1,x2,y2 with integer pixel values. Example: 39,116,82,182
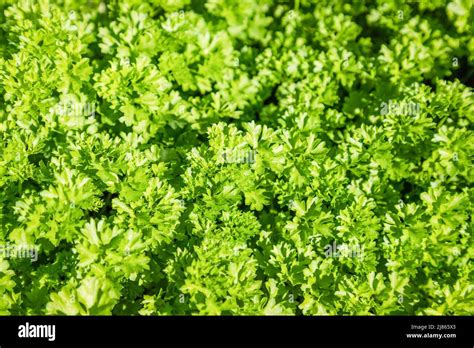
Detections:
0,0,473,315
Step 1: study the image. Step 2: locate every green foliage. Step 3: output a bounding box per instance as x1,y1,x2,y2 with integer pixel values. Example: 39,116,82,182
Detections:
0,0,473,315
